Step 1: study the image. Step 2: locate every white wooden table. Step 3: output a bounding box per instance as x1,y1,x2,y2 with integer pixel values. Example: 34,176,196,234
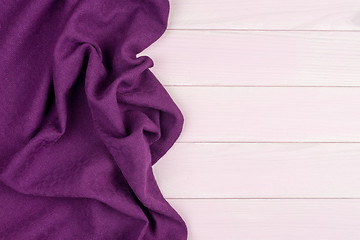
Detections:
142,1,360,239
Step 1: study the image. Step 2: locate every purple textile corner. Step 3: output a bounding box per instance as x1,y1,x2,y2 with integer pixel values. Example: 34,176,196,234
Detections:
0,0,187,239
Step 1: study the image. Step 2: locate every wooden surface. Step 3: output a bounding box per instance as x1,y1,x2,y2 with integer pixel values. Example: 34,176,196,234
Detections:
166,87,360,142
154,143,360,198
146,0,360,239
168,0,360,30
144,31,360,86
168,199,360,240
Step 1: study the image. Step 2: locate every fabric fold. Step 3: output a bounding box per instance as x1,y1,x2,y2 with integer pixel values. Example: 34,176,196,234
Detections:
0,0,187,239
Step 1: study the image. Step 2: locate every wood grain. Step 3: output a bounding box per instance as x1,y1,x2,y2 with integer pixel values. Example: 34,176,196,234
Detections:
158,2,360,238
168,0,360,30
168,199,360,240
165,86,360,142
143,31,360,86
155,143,360,198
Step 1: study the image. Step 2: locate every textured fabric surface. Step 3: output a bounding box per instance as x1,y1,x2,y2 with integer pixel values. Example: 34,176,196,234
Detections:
0,0,187,239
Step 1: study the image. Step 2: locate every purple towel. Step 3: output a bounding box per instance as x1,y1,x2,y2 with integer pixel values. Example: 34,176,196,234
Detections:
0,0,187,239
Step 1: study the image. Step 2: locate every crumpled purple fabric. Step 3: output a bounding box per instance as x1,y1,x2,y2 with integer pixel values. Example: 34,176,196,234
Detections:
0,0,187,239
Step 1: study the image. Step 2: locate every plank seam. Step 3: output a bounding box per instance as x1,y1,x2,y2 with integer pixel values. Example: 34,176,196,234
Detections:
166,29,360,32
176,141,360,143
165,198,360,200
164,85,360,88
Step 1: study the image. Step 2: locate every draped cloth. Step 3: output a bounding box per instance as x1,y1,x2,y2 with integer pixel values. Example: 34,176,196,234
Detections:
0,0,187,239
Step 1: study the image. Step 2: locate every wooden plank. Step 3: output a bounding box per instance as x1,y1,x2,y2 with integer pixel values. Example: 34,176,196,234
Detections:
168,0,360,30
143,31,360,86
155,143,360,198
168,199,360,240
165,86,360,142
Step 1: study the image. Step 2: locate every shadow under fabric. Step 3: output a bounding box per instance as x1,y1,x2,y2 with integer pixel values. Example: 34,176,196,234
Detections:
0,0,187,239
